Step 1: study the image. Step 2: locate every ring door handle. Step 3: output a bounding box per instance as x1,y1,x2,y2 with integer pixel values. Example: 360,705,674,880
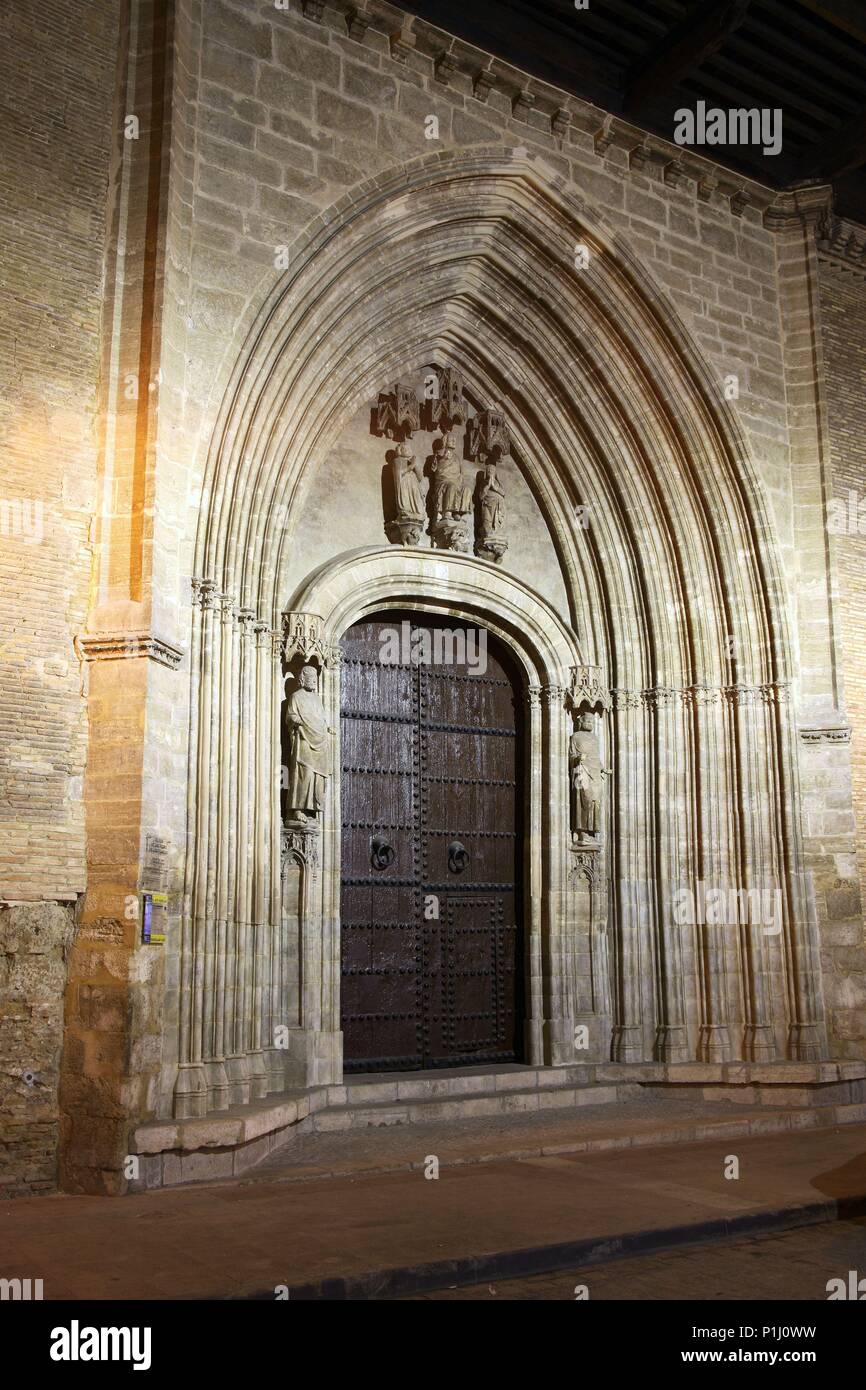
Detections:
447,840,470,874
371,835,395,871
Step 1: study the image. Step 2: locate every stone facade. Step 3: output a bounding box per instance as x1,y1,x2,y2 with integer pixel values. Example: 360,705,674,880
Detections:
817,248,866,1054
1,0,865,1193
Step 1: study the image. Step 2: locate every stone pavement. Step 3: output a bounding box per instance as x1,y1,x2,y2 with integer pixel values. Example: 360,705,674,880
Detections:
2,1119,866,1299
406,1218,866,1300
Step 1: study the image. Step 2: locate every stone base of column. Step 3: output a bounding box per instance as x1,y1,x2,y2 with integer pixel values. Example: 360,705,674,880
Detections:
248,1049,268,1099
743,1024,776,1061
225,1053,251,1106
654,1024,689,1062
524,1016,545,1066
172,1062,208,1119
204,1059,230,1111
611,1023,645,1062
697,1023,733,1062
788,1020,827,1060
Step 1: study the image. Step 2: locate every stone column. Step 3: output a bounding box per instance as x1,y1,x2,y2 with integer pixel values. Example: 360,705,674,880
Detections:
173,578,216,1119
647,686,688,1061
539,682,577,1065
770,683,827,1058
687,684,733,1062
729,684,775,1060
524,684,544,1064
609,689,646,1062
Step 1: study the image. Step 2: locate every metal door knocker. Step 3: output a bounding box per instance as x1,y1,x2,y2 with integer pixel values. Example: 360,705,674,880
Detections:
371,835,395,870
448,840,470,874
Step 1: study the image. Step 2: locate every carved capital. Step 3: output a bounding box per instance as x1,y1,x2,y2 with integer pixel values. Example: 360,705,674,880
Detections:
540,683,565,708
525,683,542,711
218,592,236,623
645,685,679,710
191,577,218,611
725,683,758,707
611,688,640,711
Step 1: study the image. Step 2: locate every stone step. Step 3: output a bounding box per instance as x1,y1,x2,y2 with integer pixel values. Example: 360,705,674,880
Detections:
258,1098,866,1183
310,1082,628,1131
130,1059,866,1190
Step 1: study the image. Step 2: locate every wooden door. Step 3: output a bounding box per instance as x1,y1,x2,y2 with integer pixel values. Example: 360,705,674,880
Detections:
340,612,523,1071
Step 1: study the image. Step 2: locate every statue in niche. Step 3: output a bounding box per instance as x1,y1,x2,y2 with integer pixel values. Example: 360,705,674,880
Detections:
428,432,472,552
569,712,607,844
285,663,331,826
474,457,508,562
385,441,425,546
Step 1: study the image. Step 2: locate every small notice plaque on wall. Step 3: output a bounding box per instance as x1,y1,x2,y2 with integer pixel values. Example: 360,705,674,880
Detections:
141,892,168,945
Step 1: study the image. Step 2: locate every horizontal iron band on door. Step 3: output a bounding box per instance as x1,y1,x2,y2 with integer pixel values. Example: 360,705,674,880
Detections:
341,878,517,889
425,775,516,786
342,967,421,976
342,913,510,926
342,658,512,686
342,923,420,930
342,710,517,736
342,765,412,775
342,821,414,830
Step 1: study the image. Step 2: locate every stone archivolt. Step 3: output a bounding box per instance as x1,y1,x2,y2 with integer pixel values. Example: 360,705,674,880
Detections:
170,150,826,1120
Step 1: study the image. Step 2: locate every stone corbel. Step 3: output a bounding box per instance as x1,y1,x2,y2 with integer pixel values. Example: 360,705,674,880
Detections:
282,825,320,874
568,843,601,888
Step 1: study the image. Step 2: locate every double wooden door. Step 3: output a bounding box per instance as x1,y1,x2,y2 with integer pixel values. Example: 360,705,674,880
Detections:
339,612,523,1072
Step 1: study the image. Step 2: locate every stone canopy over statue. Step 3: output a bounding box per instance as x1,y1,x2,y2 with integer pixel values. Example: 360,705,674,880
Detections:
285,663,331,825
569,712,605,843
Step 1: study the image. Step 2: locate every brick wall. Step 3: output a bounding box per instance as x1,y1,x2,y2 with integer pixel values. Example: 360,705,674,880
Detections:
0,0,120,900
0,0,120,1192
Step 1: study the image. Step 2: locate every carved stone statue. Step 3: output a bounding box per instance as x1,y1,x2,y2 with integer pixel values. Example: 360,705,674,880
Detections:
428,432,472,552
285,664,331,825
386,441,425,546
474,459,508,562
569,713,605,843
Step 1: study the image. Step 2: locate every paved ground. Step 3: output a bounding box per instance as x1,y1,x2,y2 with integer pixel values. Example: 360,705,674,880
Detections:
2,1122,865,1299
406,1217,866,1299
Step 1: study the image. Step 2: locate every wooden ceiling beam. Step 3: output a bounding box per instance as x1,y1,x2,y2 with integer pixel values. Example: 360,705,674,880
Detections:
625,0,752,115
793,105,866,178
